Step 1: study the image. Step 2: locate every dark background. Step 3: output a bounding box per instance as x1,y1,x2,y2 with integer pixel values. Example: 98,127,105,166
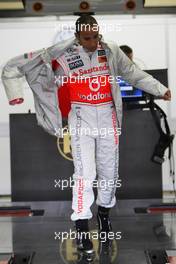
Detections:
10,108,162,201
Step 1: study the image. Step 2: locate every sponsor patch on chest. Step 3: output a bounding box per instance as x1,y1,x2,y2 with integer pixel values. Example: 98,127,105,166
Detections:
69,60,84,70
66,55,81,62
98,49,107,63
98,50,106,56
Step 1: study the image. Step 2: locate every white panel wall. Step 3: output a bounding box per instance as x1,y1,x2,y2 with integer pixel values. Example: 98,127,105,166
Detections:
167,18,176,191
0,15,175,195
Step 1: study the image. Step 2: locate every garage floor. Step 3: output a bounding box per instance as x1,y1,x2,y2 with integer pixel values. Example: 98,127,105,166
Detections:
0,199,176,263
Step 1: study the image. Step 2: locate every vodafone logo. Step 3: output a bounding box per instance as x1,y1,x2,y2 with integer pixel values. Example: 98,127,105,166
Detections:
79,92,112,101
89,78,101,92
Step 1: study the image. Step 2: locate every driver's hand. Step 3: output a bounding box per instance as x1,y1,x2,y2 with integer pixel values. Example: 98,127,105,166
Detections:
162,90,171,101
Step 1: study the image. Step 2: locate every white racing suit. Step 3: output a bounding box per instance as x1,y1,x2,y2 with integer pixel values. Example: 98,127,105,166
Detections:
1,37,169,221
54,43,119,220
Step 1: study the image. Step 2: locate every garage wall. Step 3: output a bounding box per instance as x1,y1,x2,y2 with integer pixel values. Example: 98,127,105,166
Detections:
0,14,175,195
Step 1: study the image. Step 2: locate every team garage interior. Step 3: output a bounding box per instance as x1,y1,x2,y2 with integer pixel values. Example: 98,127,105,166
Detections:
0,0,176,263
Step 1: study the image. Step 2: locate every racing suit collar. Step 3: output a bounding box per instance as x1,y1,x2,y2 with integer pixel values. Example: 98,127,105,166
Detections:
51,37,113,61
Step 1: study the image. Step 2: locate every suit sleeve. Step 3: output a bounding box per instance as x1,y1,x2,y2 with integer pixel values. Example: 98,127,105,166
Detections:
1,50,42,104
116,46,168,97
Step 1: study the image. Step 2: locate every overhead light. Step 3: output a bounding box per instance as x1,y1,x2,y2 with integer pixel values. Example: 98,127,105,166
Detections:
79,1,90,11
0,1,24,10
144,0,176,7
33,2,43,12
125,0,136,10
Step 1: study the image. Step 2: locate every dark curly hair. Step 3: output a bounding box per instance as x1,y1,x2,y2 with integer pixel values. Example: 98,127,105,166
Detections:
75,15,98,34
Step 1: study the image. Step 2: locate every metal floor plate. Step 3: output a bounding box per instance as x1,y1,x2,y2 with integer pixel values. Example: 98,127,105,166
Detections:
0,199,176,263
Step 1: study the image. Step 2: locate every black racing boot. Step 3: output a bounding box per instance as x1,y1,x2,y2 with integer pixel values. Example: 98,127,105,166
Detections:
75,219,94,254
97,206,112,233
97,206,113,250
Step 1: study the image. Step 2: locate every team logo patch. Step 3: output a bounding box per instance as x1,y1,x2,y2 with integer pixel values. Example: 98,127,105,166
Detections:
69,60,84,70
98,49,107,63
67,55,81,63
66,47,75,54
98,50,106,56
65,47,79,57
98,56,107,63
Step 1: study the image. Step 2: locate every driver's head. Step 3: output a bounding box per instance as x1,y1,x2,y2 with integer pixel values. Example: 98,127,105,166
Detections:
75,15,100,52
